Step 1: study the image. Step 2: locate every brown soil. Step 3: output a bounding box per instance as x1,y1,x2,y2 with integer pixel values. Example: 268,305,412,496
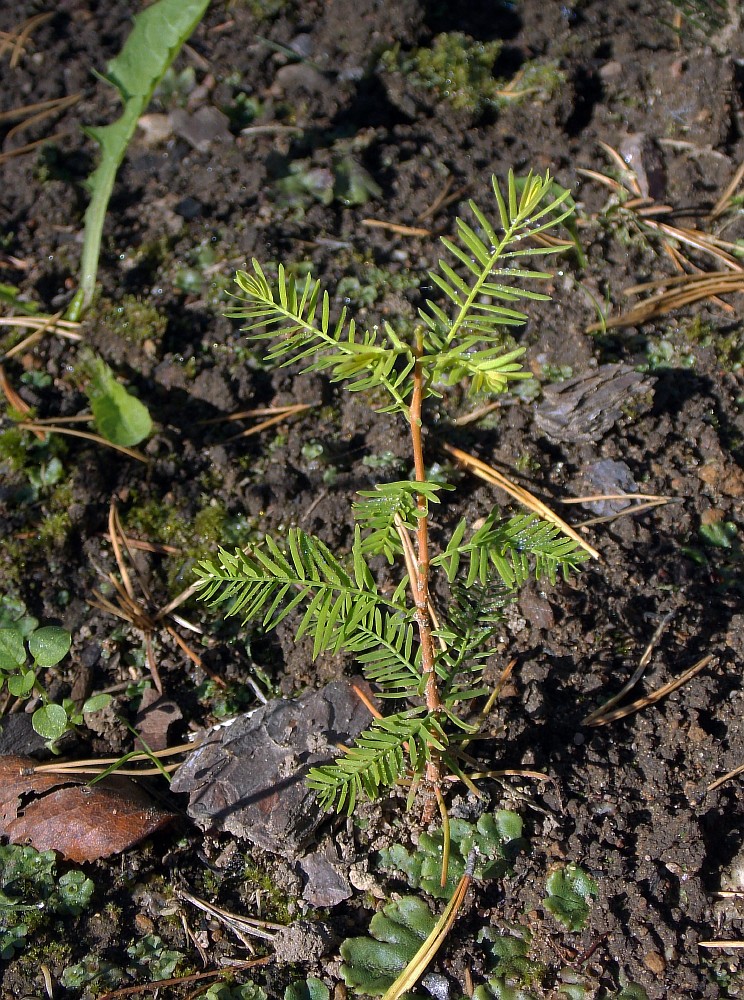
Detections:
1,1,743,998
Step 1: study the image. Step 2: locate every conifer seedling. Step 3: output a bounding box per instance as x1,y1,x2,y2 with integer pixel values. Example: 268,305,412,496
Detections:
195,170,589,815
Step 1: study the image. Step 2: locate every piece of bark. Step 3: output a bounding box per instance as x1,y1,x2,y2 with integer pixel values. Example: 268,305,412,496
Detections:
299,844,353,906
135,688,183,752
170,678,375,857
534,364,655,443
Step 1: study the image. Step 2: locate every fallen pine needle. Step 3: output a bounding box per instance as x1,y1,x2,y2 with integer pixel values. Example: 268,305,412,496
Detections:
707,761,744,793
96,958,271,1000
381,858,475,1000
17,422,148,462
361,218,431,237
583,654,714,727
698,941,744,949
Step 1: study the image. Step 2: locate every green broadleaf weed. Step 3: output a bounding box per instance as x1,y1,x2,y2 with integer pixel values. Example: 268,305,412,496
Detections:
66,0,210,320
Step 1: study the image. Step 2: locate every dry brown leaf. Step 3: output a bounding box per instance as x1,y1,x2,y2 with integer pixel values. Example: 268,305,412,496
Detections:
0,754,174,861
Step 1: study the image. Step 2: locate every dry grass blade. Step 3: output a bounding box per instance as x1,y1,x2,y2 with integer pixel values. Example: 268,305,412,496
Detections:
17,421,148,462
0,313,81,361
0,12,52,67
710,159,744,220
578,498,677,528
451,400,505,426
443,443,599,559
33,743,195,778
198,401,313,441
88,499,221,692
1,92,81,144
0,132,67,166
583,654,714,727
361,218,432,237
582,144,744,328
582,612,674,724
698,941,744,949
381,863,474,1000
0,363,47,441
178,887,283,943
559,492,677,527
418,179,471,221
198,402,311,426
587,271,744,330
108,500,137,602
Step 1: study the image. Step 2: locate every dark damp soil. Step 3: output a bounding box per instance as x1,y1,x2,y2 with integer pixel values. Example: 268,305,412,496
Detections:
1,1,744,997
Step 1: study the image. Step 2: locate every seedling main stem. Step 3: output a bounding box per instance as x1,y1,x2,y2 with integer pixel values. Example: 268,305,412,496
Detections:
409,330,442,796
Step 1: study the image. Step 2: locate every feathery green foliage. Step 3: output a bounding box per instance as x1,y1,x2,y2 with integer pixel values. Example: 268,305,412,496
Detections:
196,169,589,815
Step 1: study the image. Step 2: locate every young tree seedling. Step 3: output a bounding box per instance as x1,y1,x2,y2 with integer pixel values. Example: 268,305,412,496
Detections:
195,170,588,816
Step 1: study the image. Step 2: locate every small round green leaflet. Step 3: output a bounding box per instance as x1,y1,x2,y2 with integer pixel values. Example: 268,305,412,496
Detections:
82,693,113,714
7,670,36,698
32,704,69,742
0,628,26,671
27,627,71,668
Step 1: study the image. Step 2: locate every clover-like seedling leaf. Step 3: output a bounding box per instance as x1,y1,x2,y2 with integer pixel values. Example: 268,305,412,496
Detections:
0,627,26,672
32,703,70,742
7,670,36,698
284,978,330,1000
27,626,71,668
543,864,598,932
340,896,436,998
614,987,650,1000
83,693,113,714
127,934,185,981
379,810,525,899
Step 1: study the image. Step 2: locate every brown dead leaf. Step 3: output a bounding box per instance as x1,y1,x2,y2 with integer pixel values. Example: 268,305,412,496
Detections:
0,754,174,862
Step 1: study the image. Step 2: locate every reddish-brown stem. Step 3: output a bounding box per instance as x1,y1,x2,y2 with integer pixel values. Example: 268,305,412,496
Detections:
408,334,442,814
409,335,440,714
